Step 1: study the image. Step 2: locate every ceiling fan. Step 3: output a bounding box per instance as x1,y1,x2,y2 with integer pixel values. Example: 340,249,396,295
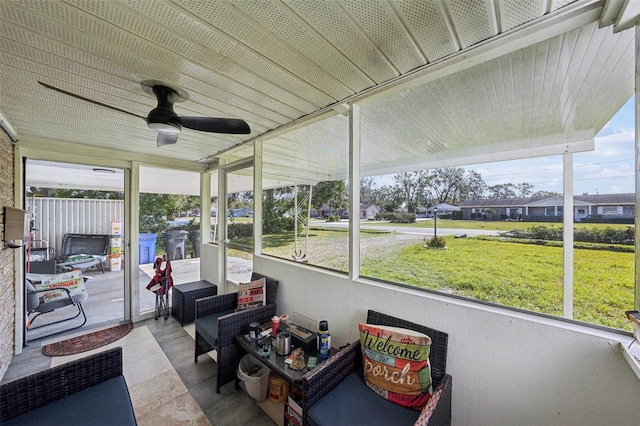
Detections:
38,81,251,147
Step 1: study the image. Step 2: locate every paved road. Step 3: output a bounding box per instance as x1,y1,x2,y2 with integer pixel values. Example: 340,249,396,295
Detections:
309,220,501,237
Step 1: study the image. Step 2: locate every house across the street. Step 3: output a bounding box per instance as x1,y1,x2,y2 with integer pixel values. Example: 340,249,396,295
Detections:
459,193,635,222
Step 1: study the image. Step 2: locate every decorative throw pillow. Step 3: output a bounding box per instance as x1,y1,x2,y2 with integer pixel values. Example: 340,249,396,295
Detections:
358,323,433,410
236,277,266,311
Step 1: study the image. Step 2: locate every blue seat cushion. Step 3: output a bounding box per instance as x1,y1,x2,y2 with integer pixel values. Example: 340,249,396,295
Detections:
194,309,235,346
3,376,136,426
307,372,420,426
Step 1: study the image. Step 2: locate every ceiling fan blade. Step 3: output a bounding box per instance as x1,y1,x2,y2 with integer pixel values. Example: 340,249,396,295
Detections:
179,117,250,134
157,132,178,147
38,81,147,121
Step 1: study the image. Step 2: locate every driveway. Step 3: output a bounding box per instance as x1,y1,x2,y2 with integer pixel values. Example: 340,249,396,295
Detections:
309,220,500,237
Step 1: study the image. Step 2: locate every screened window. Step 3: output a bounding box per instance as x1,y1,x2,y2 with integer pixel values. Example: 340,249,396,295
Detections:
261,114,349,272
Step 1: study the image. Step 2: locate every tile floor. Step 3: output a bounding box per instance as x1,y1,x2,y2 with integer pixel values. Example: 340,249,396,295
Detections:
2,317,276,426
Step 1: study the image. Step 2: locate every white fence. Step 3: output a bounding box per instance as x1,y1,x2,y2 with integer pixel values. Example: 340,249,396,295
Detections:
26,197,124,258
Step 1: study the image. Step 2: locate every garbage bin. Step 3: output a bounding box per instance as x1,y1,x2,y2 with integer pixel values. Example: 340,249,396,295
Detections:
139,233,157,264
237,354,270,402
189,230,201,258
163,230,188,260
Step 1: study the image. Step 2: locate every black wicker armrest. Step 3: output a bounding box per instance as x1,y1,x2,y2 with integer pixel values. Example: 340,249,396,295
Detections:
0,347,123,422
414,374,452,426
195,292,237,318
213,303,277,393
303,341,360,416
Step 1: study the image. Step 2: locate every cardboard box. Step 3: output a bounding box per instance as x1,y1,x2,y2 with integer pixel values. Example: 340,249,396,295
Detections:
111,221,122,235
110,257,122,271
36,271,85,302
110,237,122,247
284,396,303,426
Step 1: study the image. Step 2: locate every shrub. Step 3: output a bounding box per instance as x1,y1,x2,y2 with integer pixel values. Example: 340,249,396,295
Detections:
390,213,416,223
327,215,341,222
227,222,253,239
376,212,395,221
425,236,447,248
501,225,634,245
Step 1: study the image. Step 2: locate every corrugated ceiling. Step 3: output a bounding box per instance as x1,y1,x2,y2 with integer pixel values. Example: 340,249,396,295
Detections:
0,0,637,191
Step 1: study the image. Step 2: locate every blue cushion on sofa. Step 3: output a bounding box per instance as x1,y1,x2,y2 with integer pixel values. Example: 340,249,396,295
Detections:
307,372,420,426
194,309,235,345
3,376,136,426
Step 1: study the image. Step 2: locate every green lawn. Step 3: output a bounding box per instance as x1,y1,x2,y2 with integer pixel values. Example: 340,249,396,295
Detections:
360,237,633,330
261,226,634,331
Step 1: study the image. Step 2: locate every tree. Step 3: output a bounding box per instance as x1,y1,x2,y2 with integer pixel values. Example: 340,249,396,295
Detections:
531,190,561,197
139,193,184,232
516,182,535,198
393,171,430,212
371,185,403,212
263,188,287,234
485,208,496,221
32,187,124,199
464,170,488,200
425,167,476,205
312,180,347,213
488,183,517,198
360,177,377,204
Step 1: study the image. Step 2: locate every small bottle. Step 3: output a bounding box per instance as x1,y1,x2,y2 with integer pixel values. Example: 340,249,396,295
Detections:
271,315,281,337
317,320,330,360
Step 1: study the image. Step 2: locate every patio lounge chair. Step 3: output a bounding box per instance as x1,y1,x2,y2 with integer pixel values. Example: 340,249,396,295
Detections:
303,310,452,425
194,272,278,393
25,271,88,341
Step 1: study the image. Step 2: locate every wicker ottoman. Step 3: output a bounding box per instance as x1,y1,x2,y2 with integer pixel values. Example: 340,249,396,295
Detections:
171,280,218,326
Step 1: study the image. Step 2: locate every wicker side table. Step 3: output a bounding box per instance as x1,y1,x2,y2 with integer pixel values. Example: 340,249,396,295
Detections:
171,280,218,326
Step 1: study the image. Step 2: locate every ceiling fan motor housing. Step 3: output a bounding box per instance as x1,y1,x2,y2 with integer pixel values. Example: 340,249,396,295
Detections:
147,85,181,133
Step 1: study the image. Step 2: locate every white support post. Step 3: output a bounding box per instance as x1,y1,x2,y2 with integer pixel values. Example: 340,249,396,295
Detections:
123,166,133,322
635,24,640,310
217,159,227,293
563,153,574,319
349,103,361,281
200,172,211,278
254,141,263,255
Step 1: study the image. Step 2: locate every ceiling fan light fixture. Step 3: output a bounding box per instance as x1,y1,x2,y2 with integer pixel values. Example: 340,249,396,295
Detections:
148,122,181,133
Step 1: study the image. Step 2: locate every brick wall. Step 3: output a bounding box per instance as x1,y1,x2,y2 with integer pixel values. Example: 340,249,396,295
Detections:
0,131,15,380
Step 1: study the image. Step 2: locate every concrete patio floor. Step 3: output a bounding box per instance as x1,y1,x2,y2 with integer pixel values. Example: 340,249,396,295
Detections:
24,255,253,344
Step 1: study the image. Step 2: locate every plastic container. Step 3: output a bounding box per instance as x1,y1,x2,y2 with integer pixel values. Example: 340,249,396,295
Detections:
269,373,289,403
189,230,201,258
139,233,157,264
163,230,188,260
237,354,270,402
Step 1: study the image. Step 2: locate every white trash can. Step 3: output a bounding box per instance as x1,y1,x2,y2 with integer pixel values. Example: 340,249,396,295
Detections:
237,354,270,402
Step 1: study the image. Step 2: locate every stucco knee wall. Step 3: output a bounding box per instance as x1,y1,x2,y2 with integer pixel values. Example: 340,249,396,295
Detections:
251,255,640,426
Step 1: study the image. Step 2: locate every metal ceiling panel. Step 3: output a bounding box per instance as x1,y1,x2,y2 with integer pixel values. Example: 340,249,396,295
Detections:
0,0,631,179
286,0,399,84
357,21,634,176
339,0,426,73
175,0,352,101
393,0,458,61
446,0,496,48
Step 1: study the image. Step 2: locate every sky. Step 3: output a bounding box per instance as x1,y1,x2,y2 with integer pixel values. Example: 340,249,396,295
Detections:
375,96,636,197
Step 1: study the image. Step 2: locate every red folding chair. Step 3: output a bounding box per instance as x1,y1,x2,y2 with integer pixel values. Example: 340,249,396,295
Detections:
146,257,173,320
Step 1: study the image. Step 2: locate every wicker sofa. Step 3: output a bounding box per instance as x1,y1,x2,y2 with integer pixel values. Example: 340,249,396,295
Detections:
302,310,452,426
0,347,136,425
194,272,278,393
